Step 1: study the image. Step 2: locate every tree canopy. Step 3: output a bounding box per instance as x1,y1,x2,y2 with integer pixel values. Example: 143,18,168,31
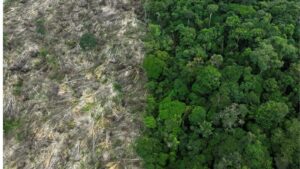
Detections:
138,0,300,169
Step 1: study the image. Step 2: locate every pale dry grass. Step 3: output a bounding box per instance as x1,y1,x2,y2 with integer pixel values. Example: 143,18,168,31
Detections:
4,0,145,169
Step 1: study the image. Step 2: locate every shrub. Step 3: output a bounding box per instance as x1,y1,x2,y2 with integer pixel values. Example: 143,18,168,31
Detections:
12,79,23,96
4,119,20,134
36,19,46,35
79,33,97,50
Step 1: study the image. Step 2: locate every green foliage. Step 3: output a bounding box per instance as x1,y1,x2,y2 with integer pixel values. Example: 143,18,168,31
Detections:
218,104,247,129
255,101,289,130
228,4,256,16
148,24,161,38
271,119,300,168
209,54,223,67
38,48,64,81
177,24,196,46
4,119,21,134
12,79,23,96
243,140,272,169
81,103,95,113
46,55,59,70
36,19,46,35
222,65,243,82
171,79,189,100
207,4,219,13
250,42,283,72
192,66,221,95
79,33,97,50
65,40,77,49
39,48,48,58
226,15,241,27
113,82,122,92
158,98,186,121
189,106,206,125
136,136,166,168
144,116,156,129
4,0,19,11
138,0,300,168
143,55,165,80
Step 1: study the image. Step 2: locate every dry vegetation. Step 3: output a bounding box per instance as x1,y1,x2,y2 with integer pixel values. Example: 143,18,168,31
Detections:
4,0,145,168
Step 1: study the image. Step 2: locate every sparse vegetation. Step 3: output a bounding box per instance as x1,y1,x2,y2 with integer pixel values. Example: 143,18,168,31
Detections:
4,119,21,134
38,48,64,81
35,19,46,35
38,48,48,58
12,79,23,96
81,103,96,113
4,32,9,49
113,82,122,93
4,0,147,168
4,0,18,10
80,33,97,50
46,55,59,71
65,40,77,49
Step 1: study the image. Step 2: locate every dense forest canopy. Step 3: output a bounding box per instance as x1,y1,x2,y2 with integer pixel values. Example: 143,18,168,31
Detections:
137,0,300,169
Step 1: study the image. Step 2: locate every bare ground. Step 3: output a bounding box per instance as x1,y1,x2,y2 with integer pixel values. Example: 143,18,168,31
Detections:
4,0,146,168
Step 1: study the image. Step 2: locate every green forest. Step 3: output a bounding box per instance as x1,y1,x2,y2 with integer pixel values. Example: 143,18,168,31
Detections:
137,0,300,169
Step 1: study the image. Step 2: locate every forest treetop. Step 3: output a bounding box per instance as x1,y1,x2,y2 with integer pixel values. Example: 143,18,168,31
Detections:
138,0,300,169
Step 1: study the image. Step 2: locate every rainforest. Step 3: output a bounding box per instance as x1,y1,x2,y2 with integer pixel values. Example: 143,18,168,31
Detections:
137,0,300,169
